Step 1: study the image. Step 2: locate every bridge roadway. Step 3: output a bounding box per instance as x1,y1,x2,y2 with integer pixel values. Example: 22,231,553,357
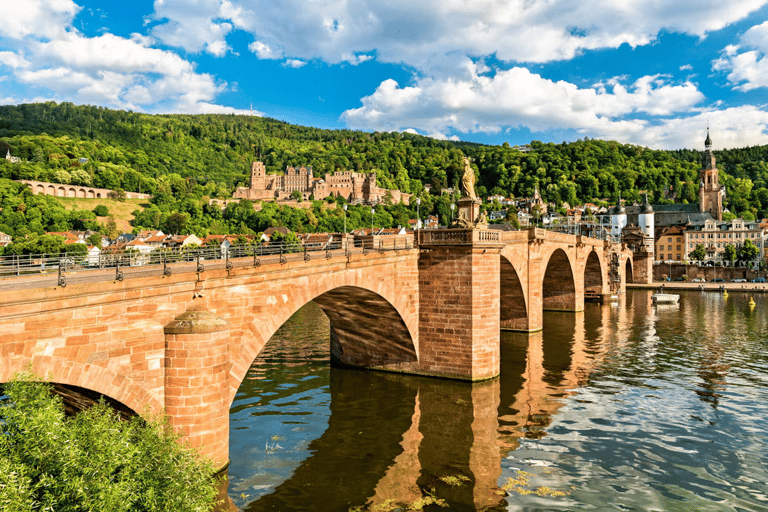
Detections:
0,227,640,468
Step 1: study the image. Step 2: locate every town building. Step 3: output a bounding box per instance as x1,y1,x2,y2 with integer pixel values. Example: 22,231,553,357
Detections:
683,217,762,263
655,226,686,262
234,161,412,205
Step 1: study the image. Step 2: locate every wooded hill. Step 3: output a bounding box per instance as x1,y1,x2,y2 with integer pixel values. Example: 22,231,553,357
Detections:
1,102,767,245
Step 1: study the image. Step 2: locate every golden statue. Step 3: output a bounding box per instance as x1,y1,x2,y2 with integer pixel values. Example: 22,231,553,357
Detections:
460,157,477,200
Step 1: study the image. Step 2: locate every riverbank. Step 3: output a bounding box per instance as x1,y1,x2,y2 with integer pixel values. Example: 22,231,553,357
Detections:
628,282,768,293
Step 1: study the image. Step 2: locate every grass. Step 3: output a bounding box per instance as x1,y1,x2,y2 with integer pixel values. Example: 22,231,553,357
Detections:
54,197,148,233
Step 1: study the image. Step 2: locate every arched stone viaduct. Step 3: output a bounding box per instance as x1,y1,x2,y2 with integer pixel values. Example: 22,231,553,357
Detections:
0,228,638,469
16,179,151,200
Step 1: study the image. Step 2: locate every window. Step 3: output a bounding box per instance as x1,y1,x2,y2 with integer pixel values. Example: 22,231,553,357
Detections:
677,237,681,243
677,254,681,260
668,237,672,242
677,245,681,251
668,245,672,251
659,254,665,260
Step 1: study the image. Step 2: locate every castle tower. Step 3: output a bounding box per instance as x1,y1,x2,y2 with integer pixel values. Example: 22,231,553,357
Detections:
250,161,267,192
699,129,723,221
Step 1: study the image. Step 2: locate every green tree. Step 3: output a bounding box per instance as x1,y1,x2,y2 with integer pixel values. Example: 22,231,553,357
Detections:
0,375,218,512
108,187,126,201
690,244,706,262
738,239,760,265
163,212,189,234
93,204,109,216
723,244,737,265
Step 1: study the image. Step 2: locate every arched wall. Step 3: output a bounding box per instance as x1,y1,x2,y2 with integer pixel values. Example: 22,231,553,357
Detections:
211,259,420,407
542,248,577,311
624,254,634,284
0,357,160,418
499,256,528,331
584,250,604,294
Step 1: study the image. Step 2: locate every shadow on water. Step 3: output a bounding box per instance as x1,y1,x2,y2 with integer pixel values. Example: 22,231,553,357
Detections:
236,368,510,512
224,302,592,512
224,291,768,511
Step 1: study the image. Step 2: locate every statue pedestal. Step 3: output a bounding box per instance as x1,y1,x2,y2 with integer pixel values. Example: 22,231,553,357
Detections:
454,198,487,228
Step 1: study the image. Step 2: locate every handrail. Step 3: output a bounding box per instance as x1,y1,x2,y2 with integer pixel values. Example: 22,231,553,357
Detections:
0,238,417,290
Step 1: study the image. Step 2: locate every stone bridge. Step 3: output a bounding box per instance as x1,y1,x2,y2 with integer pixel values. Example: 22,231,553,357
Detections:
0,228,642,468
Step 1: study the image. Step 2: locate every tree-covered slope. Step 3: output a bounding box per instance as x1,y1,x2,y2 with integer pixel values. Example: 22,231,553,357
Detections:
1,102,767,230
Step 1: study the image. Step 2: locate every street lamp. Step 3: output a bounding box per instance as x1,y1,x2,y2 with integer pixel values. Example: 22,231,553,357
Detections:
416,197,421,230
371,206,375,234
450,203,455,224
343,204,347,234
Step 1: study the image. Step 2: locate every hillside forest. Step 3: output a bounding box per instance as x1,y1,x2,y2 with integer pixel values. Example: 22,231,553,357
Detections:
1,102,768,250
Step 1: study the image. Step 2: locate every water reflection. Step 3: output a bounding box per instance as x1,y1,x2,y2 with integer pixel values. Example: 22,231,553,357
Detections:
227,291,768,511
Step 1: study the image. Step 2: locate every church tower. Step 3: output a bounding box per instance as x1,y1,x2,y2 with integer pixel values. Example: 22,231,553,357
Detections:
698,129,723,221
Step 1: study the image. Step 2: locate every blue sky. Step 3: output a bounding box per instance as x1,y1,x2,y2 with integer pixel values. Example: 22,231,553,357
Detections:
2,1,768,150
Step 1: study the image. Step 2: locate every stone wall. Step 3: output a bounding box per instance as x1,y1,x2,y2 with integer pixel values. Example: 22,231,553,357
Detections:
17,179,151,200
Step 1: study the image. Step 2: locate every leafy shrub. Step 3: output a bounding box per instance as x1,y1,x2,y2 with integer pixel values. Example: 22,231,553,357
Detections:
0,376,218,512
93,204,109,216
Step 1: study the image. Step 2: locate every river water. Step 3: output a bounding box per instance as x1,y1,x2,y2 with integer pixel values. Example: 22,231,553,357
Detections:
225,289,768,511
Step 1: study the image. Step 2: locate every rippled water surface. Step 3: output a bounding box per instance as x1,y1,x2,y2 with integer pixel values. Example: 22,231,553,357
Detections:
226,290,768,511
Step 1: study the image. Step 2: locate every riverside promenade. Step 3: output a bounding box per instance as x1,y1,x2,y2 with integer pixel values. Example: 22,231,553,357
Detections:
629,282,768,293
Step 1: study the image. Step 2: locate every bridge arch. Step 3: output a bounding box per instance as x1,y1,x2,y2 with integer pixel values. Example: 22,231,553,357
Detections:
0,357,160,418
584,250,603,295
224,272,418,406
542,248,576,311
625,254,634,284
500,256,528,331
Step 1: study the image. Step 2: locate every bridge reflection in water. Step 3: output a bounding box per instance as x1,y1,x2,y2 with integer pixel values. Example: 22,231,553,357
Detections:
225,300,617,512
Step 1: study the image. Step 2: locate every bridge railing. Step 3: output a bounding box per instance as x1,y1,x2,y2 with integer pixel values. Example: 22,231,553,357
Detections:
0,238,415,291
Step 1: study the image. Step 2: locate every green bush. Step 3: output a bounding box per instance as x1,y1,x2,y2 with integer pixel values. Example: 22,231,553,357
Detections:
93,204,110,216
0,376,218,512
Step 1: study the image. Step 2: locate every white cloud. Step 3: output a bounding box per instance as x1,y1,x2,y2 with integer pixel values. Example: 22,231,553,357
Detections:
248,40,279,59
0,0,79,40
0,0,249,114
34,32,194,75
150,0,235,56
283,59,307,68
628,106,768,149
0,51,31,69
713,21,768,90
146,0,768,71
342,66,704,137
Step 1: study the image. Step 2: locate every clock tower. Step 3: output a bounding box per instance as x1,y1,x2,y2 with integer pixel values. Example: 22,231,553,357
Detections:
699,129,723,221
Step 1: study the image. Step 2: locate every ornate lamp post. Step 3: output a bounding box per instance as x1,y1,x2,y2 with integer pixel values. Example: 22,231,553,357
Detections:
343,204,347,234
450,203,455,224
416,198,421,230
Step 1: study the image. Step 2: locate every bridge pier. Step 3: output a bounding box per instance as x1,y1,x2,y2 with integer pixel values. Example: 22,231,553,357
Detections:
164,309,230,469
418,230,504,381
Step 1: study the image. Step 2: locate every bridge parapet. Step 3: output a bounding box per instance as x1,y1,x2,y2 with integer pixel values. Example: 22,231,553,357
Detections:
418,229,503,247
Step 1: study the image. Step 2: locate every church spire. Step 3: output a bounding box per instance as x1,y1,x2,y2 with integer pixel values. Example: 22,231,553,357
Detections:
705,127,712,150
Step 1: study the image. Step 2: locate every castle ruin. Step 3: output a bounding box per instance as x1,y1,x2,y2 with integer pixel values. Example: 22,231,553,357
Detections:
233,161,412,205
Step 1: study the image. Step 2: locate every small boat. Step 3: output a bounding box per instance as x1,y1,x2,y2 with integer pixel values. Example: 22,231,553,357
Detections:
652,293,679,304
